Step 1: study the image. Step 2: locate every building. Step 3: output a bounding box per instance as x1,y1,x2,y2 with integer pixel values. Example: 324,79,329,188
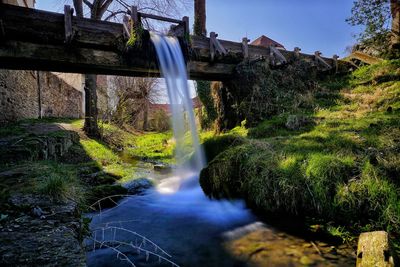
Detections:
2,0,35,8
0,0,85,125
251,35,286,50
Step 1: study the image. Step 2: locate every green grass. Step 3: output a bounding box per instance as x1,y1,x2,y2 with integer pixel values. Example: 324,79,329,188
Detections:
200,60,400,243
0,123,25,137
79,138,138,180
126,131,174,163
38,174,70,200
0,160,83,203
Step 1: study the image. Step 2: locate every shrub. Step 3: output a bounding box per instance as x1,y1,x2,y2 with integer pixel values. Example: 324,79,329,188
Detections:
148,110,170,132
38,174,69,200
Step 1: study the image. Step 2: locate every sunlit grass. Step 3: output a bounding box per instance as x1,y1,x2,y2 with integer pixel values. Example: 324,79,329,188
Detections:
201,60,400,239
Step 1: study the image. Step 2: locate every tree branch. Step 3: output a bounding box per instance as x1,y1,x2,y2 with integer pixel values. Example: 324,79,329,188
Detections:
104,9,128,21
73,0,84,18
82,0,93,9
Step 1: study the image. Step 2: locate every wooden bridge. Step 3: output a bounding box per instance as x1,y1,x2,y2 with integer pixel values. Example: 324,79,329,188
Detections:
0,4,347,81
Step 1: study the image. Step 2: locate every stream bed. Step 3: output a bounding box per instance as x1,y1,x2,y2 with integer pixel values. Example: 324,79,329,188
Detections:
85,168,356,267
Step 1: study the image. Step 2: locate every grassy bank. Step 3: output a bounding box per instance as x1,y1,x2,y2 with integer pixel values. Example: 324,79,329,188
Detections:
200,60,400,244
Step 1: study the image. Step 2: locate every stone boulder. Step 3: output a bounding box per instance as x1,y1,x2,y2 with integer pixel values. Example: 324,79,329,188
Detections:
124,178,153,194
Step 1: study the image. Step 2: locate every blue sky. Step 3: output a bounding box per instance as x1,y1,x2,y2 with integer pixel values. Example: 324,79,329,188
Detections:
36,0,361,58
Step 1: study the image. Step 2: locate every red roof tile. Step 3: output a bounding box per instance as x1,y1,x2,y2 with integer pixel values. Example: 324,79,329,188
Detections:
250,35,285,49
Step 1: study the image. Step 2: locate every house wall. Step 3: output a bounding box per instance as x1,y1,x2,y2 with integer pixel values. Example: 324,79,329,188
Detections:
2,0,35,8
0,70,83,125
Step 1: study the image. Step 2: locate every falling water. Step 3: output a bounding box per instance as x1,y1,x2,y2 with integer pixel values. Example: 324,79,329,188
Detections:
87,33,256,267
151,33,205,183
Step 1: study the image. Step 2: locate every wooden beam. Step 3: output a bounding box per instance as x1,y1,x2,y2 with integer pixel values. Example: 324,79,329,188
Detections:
130,5,139,26
0,3,352,81
139,12,182,24
270,46,287,65
242,37,249,59
0,40,233,80
64,5,73,45
314,51,332,70
182,16,189,36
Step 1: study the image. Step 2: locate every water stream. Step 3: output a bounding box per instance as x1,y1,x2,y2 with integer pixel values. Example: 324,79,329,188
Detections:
86,34,355,267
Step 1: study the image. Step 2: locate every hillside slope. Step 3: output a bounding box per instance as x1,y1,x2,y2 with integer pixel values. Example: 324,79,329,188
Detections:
200,60,400,245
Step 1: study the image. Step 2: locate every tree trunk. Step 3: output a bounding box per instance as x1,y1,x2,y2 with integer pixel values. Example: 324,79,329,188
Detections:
72,0,101,137
83,74,100,137
142,103,148,131
390,0,400,49
194,0,206,36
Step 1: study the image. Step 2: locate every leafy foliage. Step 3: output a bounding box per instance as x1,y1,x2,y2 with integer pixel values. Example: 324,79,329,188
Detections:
195,80,217,129
346,0,391,41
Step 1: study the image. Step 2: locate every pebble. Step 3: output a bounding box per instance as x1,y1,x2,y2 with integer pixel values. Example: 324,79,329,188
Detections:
328,246,337,254
324,253,339,260
300,256,315,265
318,242,329,247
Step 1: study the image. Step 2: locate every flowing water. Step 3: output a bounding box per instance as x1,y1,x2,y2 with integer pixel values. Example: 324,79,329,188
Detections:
86,34,356,267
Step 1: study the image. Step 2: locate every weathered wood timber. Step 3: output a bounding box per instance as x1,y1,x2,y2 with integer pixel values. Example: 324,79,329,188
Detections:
0,3,350,80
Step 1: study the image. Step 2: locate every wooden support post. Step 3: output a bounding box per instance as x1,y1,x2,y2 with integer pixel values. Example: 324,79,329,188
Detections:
270,46,287,65
210,31,227,61
294,47,301,59
182,16,189,36
122,15,130,38
64,5,74,45
0,20,4,38
314,51,332,70
130,6,139,26
210,32,216,61
242,37,250,59
333,54,339,73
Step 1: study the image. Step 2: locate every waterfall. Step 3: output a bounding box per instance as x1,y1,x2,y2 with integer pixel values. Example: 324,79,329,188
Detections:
150,33,205,187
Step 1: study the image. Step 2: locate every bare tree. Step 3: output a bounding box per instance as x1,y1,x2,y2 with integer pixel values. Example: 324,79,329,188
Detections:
110,76,161,130
71,0,191,137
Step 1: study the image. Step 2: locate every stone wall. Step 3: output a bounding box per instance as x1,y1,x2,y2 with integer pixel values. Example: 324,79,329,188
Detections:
0,70,83,125
0,70,39,124
40,72,83,119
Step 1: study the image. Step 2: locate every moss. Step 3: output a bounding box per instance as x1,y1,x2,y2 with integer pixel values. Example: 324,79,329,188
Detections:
0,123,25,137
350,60,400,86
305,154,355,214
87,184,128,209
126,21,144,48
201,59,400,237
202,134,246,163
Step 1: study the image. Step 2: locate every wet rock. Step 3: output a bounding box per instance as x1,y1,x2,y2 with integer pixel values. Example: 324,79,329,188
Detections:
154,164,172,173
0,168,27,179
32,206,44,218
328,246,337,255
299,255,315,265
124,178,153,194
317,241,330,247
284,248,303,257
0,195,85,267
0,131,79,164
324,253,339,260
